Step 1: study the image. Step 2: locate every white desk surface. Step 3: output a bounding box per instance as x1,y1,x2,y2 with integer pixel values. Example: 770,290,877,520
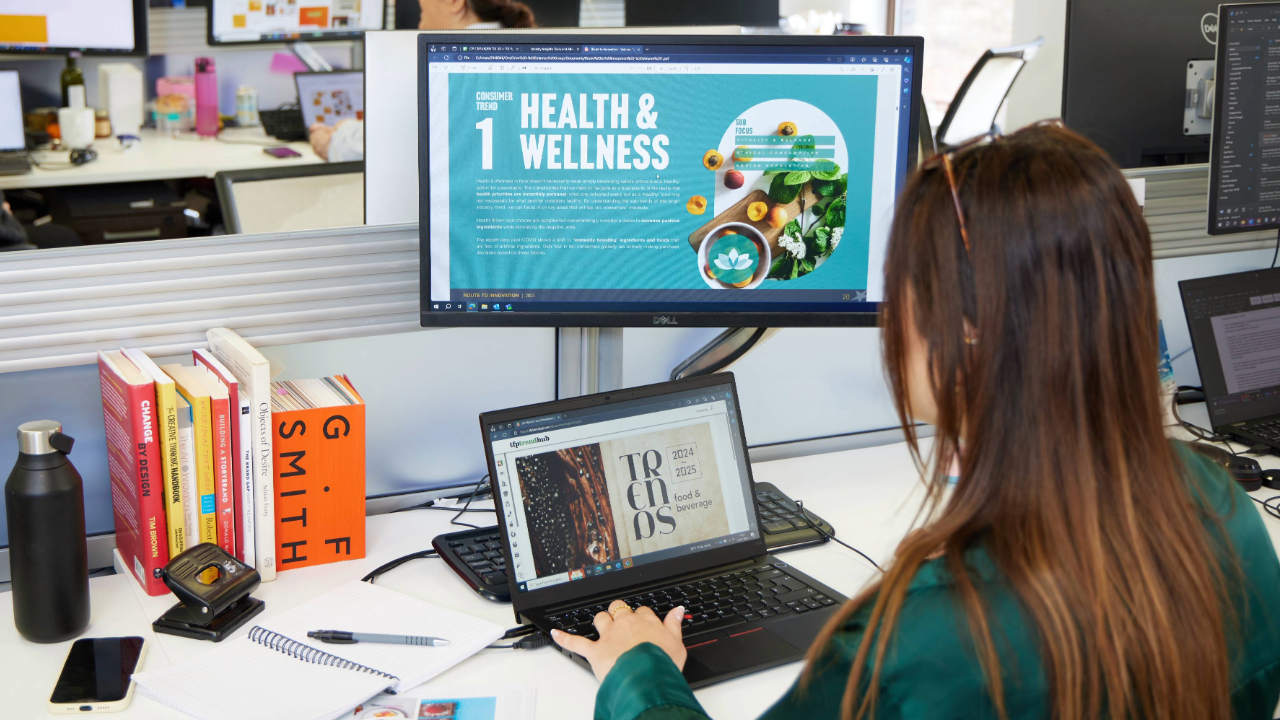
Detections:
3,434,1278,719
0,128,321,191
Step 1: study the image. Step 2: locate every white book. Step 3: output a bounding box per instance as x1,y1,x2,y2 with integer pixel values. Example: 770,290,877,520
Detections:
194,348,257,570
133,581,506,720
205,327,276,581
176,396,200,545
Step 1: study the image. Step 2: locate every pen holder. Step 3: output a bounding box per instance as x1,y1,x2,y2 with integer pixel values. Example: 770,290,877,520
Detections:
152,543,265,642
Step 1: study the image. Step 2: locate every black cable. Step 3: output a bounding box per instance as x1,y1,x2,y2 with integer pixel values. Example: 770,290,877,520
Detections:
796,500,883,572
360,549,438,584
1172,385,1237,455
487,632,551,650
1249,494,1280,521
449,475,490,530
1271,228,1279,268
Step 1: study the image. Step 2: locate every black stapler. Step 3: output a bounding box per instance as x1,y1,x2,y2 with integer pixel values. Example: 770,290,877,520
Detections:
152,543,265,642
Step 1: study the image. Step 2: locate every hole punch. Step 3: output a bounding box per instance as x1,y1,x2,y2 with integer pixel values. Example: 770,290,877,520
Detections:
152,543,265,642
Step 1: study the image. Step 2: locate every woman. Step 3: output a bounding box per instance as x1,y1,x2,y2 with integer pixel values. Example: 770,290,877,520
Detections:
551,125,1280,720
310,0,536,161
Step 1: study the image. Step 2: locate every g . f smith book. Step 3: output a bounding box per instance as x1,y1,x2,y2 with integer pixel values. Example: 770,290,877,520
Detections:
513,422,729,578
98,350,171,596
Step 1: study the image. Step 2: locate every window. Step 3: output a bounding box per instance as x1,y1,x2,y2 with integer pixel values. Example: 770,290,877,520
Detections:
897,0,1014,125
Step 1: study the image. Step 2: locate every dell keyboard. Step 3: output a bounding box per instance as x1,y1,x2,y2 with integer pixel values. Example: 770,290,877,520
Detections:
548,561,838,644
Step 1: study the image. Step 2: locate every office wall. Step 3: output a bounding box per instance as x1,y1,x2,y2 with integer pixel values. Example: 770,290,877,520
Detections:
0,328,556,548
1006,0,1066,128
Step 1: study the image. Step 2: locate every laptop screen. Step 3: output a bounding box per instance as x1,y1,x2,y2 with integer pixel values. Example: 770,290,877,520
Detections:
1181,267,1280,426
0,71,24,152
486,381,759,595
295,71,364,128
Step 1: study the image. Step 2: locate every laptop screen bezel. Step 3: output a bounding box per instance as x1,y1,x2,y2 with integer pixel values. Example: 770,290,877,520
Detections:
479,373,766,615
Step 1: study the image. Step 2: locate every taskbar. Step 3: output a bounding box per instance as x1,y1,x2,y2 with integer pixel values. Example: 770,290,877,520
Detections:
426,300,879,314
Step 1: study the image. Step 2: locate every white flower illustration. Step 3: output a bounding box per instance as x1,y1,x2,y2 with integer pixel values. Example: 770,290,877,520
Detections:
714,248,754,271
779,233,806,260
830,226,843,250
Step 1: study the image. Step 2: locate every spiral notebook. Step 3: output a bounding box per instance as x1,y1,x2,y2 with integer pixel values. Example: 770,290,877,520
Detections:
133,581,506,720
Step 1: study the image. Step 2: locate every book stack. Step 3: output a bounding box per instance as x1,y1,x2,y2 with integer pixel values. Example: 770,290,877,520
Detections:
99,327,367,595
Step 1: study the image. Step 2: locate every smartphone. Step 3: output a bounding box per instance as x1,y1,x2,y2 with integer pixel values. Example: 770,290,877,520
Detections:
264,146,302,159
48,637,148,714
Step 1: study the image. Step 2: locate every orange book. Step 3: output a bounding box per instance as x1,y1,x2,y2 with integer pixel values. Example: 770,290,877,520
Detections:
271,376,366,571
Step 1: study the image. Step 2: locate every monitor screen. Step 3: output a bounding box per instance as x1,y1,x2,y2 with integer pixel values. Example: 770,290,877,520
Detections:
209,0,384,45
0,0,147,56
485,380,757,596
1209,3,1280,234
295,71,364,127
0,71,24,152
418,34,923,327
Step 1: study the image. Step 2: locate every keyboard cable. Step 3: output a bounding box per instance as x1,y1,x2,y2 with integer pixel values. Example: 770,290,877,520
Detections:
796,500,883,572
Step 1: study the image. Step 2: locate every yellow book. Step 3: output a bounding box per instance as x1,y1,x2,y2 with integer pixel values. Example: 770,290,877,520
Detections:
163,364,217,546
126,349,185,557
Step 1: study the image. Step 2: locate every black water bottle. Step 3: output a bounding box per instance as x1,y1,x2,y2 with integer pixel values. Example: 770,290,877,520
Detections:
6,420,89,643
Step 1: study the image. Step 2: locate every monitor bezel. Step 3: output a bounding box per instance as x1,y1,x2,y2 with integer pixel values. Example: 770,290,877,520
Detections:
0,0,149,57
207,0,386,47
1207,1,1280,236
478,373,765,616
416,32,924,328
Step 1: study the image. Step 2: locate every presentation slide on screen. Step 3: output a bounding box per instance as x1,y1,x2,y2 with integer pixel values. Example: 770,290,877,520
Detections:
428,61,901,304
212,0,381,40
492,402,750,592
0,0,135,50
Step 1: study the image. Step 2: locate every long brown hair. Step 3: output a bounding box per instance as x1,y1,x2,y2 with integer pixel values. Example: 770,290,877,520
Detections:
469,0,536,28
806,125,1237,720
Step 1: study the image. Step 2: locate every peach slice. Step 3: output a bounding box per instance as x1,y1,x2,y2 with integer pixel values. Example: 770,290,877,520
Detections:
702,150,724,170
747,202,768,222
687,195,708,215
777,122,797,136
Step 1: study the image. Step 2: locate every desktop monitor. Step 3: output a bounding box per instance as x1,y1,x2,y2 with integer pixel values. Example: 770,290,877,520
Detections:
1063,0,1219,168
0,0,148,56
417,34,923,328
394,0,581,29
1208,2,1280,235
625,0,779,28
208,0,385,45
295,70,364,127
0,71,24,153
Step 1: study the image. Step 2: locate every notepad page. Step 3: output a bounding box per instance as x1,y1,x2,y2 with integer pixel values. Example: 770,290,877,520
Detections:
259,580,506,693
132,636,390,720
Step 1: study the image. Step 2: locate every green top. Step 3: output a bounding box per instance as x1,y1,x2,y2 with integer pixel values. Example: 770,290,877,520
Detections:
594,444,1280,720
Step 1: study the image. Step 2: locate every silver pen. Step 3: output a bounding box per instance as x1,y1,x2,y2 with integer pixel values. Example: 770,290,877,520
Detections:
308,630,450,646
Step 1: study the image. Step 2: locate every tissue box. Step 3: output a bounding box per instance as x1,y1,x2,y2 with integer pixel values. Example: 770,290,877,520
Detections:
98,63,144,135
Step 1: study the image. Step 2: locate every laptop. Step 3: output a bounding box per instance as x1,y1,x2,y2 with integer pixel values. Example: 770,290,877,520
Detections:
480,374,847,688
294,70,364,128
0,70,32,175
1181,267,1280,449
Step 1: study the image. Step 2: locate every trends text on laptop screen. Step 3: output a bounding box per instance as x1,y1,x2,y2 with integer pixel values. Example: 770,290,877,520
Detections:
423,40,917,317
488,384,758,593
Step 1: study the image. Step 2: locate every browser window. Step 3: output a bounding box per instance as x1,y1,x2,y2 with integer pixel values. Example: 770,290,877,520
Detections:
488,385,757,593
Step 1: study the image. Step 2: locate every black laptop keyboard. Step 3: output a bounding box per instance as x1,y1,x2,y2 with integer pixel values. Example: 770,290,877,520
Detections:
547,561,837,643
443,529,507,585
1242,419,1280,442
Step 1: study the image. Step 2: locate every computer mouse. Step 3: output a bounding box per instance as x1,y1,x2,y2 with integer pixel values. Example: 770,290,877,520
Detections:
1222,456,1263,492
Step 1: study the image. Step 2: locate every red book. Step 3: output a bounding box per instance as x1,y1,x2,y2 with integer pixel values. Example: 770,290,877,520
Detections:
98,350,170,596
194,350,247,562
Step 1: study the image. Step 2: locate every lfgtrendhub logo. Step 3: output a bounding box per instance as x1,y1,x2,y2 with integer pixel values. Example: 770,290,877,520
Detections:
510,435,551,450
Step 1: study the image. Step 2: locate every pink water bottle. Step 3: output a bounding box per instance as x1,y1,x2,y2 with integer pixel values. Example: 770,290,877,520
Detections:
194,57,218,137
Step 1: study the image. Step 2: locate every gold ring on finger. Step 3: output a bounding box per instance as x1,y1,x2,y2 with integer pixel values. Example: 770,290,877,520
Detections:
608,602,631,619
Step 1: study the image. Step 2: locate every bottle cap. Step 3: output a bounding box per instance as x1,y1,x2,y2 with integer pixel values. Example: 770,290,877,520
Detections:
17,420,63,455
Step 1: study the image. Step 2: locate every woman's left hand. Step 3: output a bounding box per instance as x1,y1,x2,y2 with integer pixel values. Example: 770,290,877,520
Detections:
551,600,687,682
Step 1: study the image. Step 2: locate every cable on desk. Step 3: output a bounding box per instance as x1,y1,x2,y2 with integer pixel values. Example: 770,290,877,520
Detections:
360,548,438,584
487,632,551,650
1249,494,1280,521
28,156,82,171
796,500,883,572
1172,386,1238,455
448,475,490,531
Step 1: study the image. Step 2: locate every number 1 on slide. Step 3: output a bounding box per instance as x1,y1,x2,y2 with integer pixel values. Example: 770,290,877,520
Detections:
476,117,493,170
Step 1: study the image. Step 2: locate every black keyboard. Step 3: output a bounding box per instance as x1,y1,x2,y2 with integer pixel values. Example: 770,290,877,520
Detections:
1233,417,1280,446
432,526,510,602
547,561,837,644
259,107,308,142
0,152,32,175
755,482,835,550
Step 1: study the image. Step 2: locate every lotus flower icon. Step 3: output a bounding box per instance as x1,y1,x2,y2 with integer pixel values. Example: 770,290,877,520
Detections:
714,248,754,271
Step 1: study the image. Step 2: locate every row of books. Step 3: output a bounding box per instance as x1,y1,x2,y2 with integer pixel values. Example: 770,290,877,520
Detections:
99,327,367,597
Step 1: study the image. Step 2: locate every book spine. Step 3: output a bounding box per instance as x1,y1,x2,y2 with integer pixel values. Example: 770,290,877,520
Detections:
239,399,257,568
210,396,235,556
100,358,141,592
190,395,217,545
194,349,246,561
126,380,169,595
177,409,199,545
252,370,276,581
155,382,186,557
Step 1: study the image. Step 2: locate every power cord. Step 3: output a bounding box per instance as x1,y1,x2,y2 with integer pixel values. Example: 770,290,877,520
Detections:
1172,385,1238,455
1250,494,1280,521
796,500,883,572
447,475,491,530
362,476,494,582
360,548,438,584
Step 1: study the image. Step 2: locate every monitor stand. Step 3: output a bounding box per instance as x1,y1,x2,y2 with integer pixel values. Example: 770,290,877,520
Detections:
669,328,779,381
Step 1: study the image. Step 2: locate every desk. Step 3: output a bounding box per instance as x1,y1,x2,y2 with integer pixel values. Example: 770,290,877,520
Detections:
0,128,321,191
2,438,1277,719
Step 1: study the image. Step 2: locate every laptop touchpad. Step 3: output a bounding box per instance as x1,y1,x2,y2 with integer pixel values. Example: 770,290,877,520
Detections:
686,628,796,673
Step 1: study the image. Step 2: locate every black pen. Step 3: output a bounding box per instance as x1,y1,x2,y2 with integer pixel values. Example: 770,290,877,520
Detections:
307,630,451,646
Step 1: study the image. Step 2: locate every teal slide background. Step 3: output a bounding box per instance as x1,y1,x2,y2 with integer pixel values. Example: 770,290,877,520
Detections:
446,72,878,291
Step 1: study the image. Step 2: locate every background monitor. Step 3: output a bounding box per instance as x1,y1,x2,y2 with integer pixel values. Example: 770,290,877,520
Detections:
394,0,581,29
208,0,384,45
295,70,364,127
1208,2,1280,235
1063,0,1219,168
0,71,24,152
625,0,779,28
0,0,148,56
417,33,923,327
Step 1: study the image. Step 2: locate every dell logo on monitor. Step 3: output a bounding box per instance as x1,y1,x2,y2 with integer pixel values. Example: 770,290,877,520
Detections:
653,316,679,325
1202,13,1218,45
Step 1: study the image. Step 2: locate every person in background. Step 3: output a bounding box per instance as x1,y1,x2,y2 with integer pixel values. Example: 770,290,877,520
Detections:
550,125,1280,719
308,0,536,162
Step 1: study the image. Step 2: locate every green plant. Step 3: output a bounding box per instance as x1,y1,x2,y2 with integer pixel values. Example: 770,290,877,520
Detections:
767,166,847,281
